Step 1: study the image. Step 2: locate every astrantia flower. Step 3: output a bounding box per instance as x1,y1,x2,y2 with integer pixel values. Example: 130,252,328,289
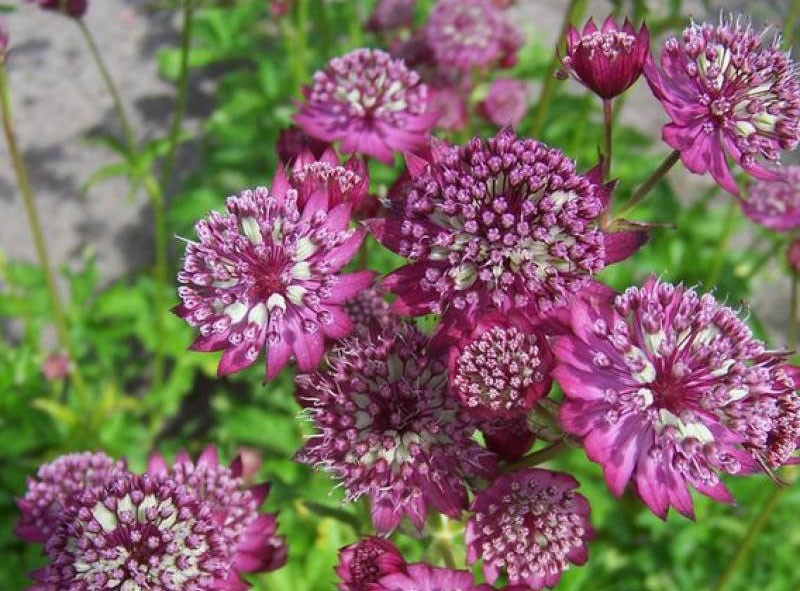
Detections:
36,474,230,591
448,312,553,419
559,16,649,100
479,416,536,462
342,286,395,336
335,537,406,591
374,563,491,591
16,452,127,543
553,277,800,518
286,148,370,211
41,352,70,381
175,173,373,379
148,446,286,586
645,15,800,195
430,85,469,131
28,0,87,18
294,48,436,164
367,0,416,32
466,468,594,590
296,320,496,533
741,164,800,231
368,128,644,332
479,78,529,127
425,0,522,71
276,126,329,165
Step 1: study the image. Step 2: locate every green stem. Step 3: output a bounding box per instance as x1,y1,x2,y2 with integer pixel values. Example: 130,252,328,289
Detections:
602,98,613,179
0,65,91,410
619,150,681,216
704,200,738,287
503,439,570,473
530,0,588,138
283,0,310,95
785,0,800,47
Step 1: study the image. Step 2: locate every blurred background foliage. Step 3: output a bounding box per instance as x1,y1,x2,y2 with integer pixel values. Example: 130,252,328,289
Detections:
0,0,798,590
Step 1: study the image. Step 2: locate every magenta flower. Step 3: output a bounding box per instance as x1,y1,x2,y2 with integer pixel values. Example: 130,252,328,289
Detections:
374,563,492,591
479,416,536,462
0,17,8,63
368,128,645,333
34,473,230,591
41,352,71,381
16,452,127,543
367,0,416,32
425,0,522,71
276,126,329,165
335,537,406,591
430,85,469,131
559,16,649,100
294,49,436,164
645,15,800,195
448,312,553,419
27,0,87,18
342,286,396,336
285,148,370,211
296,320,496,533
553,277,800,518
175,167,373,379
741,165,800,231
148,446,286,586
466,468,594,590
479,78,529,127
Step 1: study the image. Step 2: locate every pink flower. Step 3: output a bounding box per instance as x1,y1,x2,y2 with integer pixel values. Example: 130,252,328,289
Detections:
41,352,70,381
16,452,127,543
368,128,645,334
479,78,529,127
374,563,492,591
479,416,536,462
342,286,396,336
27,0,87,18
466,468,594,590
367,0,416,32
430,85,469,131
296,320,496,533
335,537,406,591
559,16,649,100
741,164,800,231
0,17,8,63
294,49,437,164
645,15,800,195
425,0,522,71
553,277,800,518
175,158,373,379
147,446,286,586
448,312,553,419
276,126,329,164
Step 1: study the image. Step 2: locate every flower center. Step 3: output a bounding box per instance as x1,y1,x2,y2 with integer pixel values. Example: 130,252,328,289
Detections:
579,31,636,60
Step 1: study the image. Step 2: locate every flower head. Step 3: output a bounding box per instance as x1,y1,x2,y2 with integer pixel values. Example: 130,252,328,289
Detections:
41,352,71,381
466,468,594,590
28,0,87,18
294,48,436,164
479,416,536,461
448,312,553,419
36,473,230,591
335,537,406,591
741,164,800,231
559,16,649,100
276,126,329,164
175,166,373,379
16,452,126,543
148,446,286,585
430,85,469,131
296,320,496,533
425,0,522,71
553,277,800,518
645,15,800,195
374,563,490,591
479,78,529,127
369,128,643,332
342,286,396,336
367,0,416,32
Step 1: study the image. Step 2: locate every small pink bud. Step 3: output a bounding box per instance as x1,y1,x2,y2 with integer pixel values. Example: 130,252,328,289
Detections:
42,352,70,381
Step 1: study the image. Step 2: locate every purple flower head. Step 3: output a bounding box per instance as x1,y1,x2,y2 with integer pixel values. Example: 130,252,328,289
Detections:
741,164,800,231
374,563,492,591
175,167,374,379
425,0,522,71
296,320,497,534
479,416,536,462
466,468,594,590
559,16,649,100
41,351,70,381
335,537,406,591
16,452,127,543
342,286,396,336
0,17,8,63
789,239,800,272
430,85,469,131
645,15,800,195
294,48,437,164
368,128,645,334
553,277,800,518
479,78,529,127
147,446,286,586
35,473,230,591
448,312,553,419
286,148,370,211
367,0,416,32
27,0,87,18
276,126,329,165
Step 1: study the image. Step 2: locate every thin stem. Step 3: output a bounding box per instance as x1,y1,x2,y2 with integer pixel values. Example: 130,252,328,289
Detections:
0,65,91,409
530,0,588,137
602,98,613,179
503,439,570,473
704,200,738,287
713,472,796,591
790,272,798,351
785,0,800,47
619,150,681,217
